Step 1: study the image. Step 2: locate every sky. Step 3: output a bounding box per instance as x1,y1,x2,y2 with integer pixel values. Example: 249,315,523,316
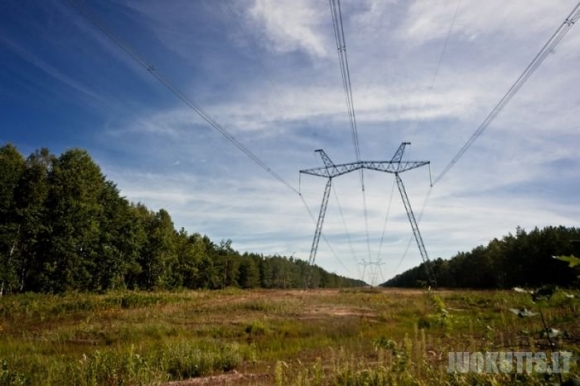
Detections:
1,0,579,285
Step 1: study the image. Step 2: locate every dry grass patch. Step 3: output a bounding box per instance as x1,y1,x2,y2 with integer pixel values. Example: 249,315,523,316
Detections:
0,288,579,385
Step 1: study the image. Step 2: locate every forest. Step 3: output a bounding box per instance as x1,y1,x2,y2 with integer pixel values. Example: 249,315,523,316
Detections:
0,144,363,294
383,225,580,288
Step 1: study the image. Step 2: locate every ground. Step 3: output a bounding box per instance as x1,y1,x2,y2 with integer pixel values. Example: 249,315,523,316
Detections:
0,287,578,385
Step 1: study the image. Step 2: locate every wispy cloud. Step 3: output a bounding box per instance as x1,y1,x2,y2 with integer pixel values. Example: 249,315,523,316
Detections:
2,0,579,280
248,0,330,58
399,0,575,44
0,36,105,104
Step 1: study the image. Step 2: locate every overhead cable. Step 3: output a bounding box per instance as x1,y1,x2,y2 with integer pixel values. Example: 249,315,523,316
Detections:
221,1,356,272
407,0,462,152
67,0,299,195
328,0,372,268
376,178,397,261
332,184,360,274
329,0,361,163
68,0,354,273
433,1,580,185
299,193,351,273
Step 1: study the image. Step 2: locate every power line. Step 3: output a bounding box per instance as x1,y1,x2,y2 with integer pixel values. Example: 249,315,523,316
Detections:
329,0,361,163
389,186,433,278
328,0,372,267
433,1,580,185
376,178,396,262
408,0,462,154
218,1,355,274
67,0,299,195
388,1,580,280
299,193,351,273
67,0,355,276
224,0,361,275
380,1,460,281
332,184,360,275
389,1,580,282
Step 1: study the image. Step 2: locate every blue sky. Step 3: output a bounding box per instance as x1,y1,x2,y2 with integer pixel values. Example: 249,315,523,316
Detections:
1,0,579,284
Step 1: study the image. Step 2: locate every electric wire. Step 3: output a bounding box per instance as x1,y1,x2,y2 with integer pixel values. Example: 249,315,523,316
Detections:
328,0,372,272
299,193,351,273
407,0,462,154
389,186,433,277
376,178,396,263
67,0,353,275
383,1,461,281
392,1,580,280
361,189,372,270
310,151,360,270
67,0,299,195
329,0,361,163
222,0,359,271
433,1,580,186
332,184,360,277
378,260,385,284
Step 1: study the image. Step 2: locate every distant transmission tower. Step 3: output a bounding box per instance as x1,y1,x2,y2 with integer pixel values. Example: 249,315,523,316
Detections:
360,258,386,286
300,142,437,288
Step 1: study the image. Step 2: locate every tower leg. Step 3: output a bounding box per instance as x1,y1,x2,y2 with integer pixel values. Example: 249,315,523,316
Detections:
395,173,437,287
307,178,332,288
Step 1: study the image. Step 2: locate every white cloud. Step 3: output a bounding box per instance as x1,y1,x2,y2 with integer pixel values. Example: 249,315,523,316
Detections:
248,0,329,58
89,0,580,282
399,0,577,44
5,0,580,282
0,36,105,104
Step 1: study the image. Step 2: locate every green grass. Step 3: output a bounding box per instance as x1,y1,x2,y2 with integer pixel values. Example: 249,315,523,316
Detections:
0,288,578,385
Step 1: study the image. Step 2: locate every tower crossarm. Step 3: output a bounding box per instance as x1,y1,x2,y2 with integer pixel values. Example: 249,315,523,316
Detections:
300,161,363,178
300,160,429,178
362,160,429,174
315,149,340,177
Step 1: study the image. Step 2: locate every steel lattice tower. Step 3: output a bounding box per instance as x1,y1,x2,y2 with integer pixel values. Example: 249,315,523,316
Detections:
300,142,437,287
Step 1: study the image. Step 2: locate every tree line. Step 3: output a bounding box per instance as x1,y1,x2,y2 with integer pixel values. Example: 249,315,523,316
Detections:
0,144,364,294
382,226,580,288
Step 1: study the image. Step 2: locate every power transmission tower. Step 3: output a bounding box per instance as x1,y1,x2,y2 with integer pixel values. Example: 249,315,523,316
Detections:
300,142,437,288
360,258,386,286
359,259,371,286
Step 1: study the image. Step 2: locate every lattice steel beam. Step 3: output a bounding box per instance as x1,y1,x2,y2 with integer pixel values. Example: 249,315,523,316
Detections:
300,142,436,288
395,173,437,287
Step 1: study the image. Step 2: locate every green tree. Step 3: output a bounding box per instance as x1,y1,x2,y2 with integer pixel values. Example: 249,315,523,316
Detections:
0,144,26,294
383,226,580,289
14,148,55,291
137,208,177,290
214,240,239,288
238,255,260,289
90,181,143,291
191,235,220,289
170,229,204,289
0,144,365,293
257,256,273,288
33,149,106,292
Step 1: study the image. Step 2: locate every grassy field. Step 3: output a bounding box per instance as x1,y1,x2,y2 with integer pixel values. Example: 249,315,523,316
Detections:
0,287,578,385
